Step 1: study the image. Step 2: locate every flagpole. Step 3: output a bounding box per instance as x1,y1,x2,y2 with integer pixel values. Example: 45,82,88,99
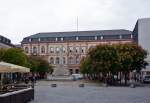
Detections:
77,17,78,32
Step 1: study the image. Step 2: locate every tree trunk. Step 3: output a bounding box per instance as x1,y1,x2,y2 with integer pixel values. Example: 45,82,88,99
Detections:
124,72,127,86
119,72,122,85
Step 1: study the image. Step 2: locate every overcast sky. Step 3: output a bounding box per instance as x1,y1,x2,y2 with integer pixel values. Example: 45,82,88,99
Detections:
0,0,150,44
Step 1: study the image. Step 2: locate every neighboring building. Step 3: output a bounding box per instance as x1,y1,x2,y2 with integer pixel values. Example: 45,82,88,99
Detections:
15,44,22,49
0,35,14,48
22,29,134,75
133,18,150,75
133,18,150,61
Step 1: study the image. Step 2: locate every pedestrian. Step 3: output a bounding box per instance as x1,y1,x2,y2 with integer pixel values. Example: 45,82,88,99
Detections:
31,75,35,88
25,77,29,84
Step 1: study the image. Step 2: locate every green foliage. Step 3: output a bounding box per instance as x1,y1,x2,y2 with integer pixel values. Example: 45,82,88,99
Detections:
0,48,28,66
0,48,6,61
27,56,53,73
80,57,92,74
80,43,148,82
0,48,53,74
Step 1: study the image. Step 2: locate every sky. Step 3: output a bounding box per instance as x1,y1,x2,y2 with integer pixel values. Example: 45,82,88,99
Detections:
0,0,150,44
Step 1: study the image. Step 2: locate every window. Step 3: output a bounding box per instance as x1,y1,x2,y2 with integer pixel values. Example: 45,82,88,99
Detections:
97,36,103,40
41,46,45,53
31,38,38,42
81,47,86,53
69,69,73,74
61,37,63,41
57,37,61,41
50,57,54,64
76,56,80,64
56,57,60,64
63,37,76,41
69,57,74,64
75,69,79,74
41,37,56,42
103,35,120,40
50,47,54,53
62,47,66,53
69,47,73,53
25,47,29,53
63,57,66,64
56,47,60,53
78,36,95,40
122,34,131,39
75,47,80,53
33,47,37,53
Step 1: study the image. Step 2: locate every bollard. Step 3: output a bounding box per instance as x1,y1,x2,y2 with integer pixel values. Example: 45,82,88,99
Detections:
79,84,84,87
51,84,57,87
130,83,135,88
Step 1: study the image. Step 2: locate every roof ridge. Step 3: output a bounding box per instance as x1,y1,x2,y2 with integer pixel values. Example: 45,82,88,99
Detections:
36,29,130,34
24,29,132,39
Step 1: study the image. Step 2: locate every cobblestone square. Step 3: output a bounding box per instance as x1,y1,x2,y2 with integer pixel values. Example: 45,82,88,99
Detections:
30,81,150,103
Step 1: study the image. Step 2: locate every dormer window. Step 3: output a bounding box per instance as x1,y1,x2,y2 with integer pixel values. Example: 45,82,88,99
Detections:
120,35,122,39
56,37,58,41
131,34,133,39
76,37,79,40
61,37,63,41
29,38,31,42
95,36,97,40
101,36,103,40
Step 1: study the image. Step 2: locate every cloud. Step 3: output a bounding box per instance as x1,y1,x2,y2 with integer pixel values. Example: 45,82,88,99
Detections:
0,0,150,44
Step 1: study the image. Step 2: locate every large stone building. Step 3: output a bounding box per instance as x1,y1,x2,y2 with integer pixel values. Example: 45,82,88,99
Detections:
0,35,14,48
21,29,135,75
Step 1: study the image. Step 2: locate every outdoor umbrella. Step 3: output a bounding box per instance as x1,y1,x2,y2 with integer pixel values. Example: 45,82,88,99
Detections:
0,62,30,73
0,61,30,88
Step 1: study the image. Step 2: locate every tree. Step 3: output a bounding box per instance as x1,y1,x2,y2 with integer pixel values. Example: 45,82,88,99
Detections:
80,43,148,85
116,44,148,84
80,57,93,79
0,48,6,61
0,48,28,66
27,56,53,78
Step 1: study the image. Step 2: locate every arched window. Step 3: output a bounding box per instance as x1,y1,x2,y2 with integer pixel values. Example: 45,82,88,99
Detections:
50,57,54,64
69,57,74,64
50,47,54,53
56,57,60,64
33,46,37,53
69,47,73,53
81,47,86,54
41,46,45,53
63,57,66,64
76,56,80,64
25,47,29,53
62,47,66,53
56,47,60,53
75,69,79,74
75,47,79,53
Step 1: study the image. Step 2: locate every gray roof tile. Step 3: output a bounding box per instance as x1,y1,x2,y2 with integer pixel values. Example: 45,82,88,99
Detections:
26,29,132,38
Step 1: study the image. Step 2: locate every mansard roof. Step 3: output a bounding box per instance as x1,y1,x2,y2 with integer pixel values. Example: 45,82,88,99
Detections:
27,29,132,38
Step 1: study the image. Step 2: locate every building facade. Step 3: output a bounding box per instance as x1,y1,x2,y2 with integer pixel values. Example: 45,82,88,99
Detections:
21,29,134,75
0,35,14,48
133,18,150,75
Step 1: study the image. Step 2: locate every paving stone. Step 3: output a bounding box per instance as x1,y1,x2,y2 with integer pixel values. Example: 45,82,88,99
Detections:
30,81,150,103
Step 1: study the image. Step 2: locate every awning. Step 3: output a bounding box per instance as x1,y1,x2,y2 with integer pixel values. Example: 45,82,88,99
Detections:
0,62,30,73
